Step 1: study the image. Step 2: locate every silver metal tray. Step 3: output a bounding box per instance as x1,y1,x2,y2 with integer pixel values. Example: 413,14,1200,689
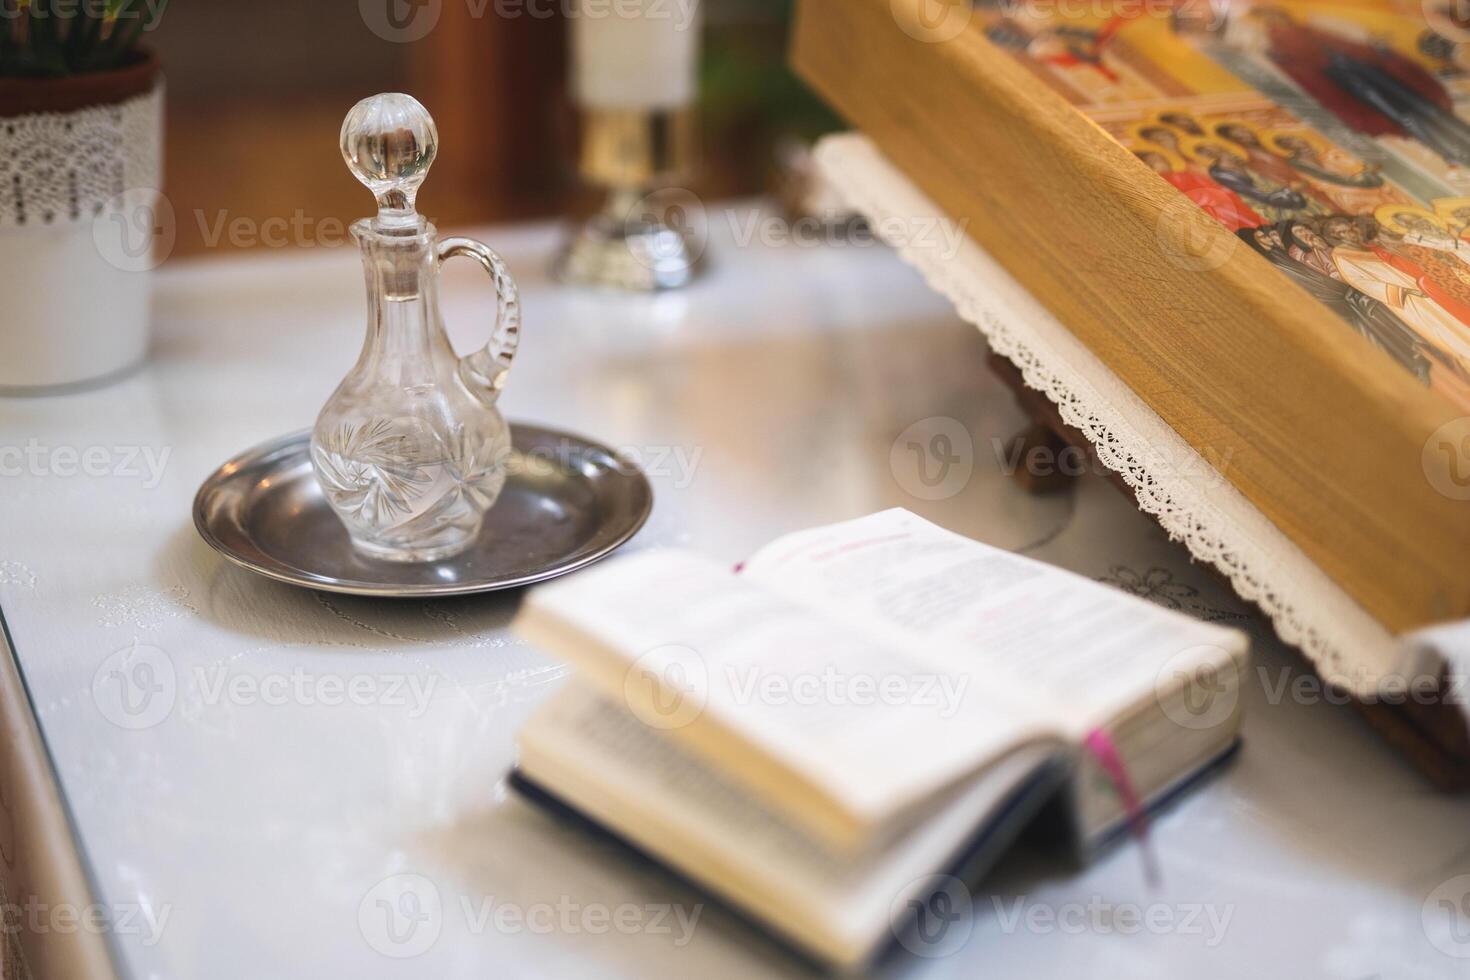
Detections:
193,425,652,597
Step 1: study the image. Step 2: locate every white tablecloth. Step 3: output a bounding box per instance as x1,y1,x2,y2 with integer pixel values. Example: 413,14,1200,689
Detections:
0,207,1467,978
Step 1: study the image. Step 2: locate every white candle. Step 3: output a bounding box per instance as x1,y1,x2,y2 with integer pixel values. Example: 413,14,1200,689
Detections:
572,0,703,110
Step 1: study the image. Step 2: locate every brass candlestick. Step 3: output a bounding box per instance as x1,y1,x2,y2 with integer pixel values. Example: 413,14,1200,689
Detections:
554,106,705,291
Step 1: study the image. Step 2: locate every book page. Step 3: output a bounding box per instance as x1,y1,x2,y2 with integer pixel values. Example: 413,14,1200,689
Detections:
518,682,1060,968
742,509,1249,734
513,549,1060,841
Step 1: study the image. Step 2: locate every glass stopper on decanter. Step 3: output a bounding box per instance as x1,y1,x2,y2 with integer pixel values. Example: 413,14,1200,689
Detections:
340,93,438,232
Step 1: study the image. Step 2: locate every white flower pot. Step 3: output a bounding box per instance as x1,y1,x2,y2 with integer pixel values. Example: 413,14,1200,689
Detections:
0,58,163,394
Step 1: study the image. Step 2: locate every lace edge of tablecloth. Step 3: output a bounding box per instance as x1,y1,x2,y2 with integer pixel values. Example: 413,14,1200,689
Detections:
815,132,1417,699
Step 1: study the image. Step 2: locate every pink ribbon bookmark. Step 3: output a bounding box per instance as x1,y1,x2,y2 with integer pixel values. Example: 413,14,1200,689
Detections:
1084,728,1161,888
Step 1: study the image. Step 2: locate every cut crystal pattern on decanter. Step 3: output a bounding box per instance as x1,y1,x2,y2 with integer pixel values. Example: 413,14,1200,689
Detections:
313,418,511,557
310,94,523,563
312,419,434,528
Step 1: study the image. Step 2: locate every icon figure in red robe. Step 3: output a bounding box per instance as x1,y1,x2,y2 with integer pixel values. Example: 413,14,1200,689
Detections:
1253,7,1470,167
1133,148,1264,231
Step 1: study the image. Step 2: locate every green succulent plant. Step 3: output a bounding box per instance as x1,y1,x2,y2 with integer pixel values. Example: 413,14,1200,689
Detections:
0,0,167,78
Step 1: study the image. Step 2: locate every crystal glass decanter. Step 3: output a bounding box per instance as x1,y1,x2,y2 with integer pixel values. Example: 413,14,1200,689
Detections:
311,93,521,563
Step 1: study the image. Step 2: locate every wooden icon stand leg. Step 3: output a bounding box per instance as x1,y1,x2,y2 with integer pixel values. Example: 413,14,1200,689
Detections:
988,354,1470,791
1004,423,1079,496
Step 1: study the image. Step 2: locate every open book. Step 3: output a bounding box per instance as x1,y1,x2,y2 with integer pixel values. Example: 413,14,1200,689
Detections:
510,509,1249,969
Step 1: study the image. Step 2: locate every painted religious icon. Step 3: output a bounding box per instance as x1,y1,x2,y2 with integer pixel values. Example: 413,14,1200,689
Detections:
978,0,1470,410
1252,7,1470,166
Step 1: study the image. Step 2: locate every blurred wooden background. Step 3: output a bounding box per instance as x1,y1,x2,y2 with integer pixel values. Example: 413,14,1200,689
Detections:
152,0,832,258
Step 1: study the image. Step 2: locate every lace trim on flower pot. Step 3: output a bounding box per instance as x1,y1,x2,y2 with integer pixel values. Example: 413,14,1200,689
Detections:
0,85,161,230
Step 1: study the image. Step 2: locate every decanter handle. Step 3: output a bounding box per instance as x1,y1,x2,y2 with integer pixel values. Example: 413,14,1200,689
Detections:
437,236,521,398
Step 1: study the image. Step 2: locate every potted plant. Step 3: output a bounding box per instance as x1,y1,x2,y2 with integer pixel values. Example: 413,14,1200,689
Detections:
0,0,168,393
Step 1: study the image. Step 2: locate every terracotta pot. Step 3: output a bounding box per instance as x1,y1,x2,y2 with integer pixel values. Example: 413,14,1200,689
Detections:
0,53,165,394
